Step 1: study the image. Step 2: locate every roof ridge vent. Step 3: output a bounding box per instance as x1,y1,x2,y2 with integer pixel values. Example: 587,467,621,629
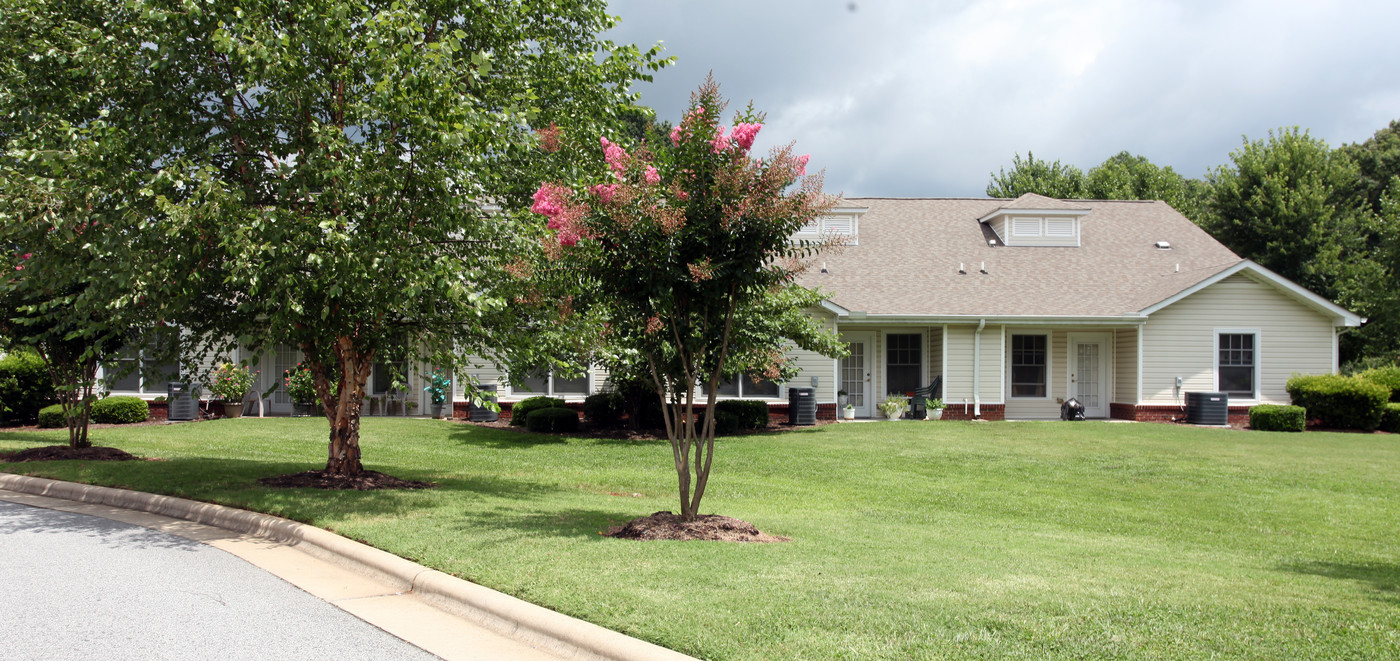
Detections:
1155,241,1172,250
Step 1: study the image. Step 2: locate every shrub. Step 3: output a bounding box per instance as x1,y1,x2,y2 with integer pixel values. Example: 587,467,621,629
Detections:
610,377,665,430
1382,403,1400,434
583,391,626,428
510,396,565,426
90,396,149,424
37,404,67,429
1286,373,1388,431
525,407,578,433
713,410,740,436
1249,404,1306,432
1358,365,1400,402
715,399,770,430
0,351,54,423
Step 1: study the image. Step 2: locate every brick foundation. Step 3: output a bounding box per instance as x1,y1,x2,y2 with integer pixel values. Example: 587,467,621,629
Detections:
147,401,168,421
452,400,839,424
940,404,1005,421
1111,403,1250,425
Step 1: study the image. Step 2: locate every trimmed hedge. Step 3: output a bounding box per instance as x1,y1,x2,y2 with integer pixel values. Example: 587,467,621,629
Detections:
525,407,578,433
91,396,149,424
1249,404,1306,432
713,410,740,436
509,396,565,426
583,391,625,428
1358,365,1400,402
715,399,770,430
1285,373,1389,431
37,404,67,429
1382,403,1400,434
0,351,54,423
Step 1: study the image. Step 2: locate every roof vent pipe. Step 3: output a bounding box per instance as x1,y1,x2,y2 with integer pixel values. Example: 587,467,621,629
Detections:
973,318,986,418
958,262,965,274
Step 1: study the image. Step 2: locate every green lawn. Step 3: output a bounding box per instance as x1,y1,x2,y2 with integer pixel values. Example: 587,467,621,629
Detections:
3,419,1398,659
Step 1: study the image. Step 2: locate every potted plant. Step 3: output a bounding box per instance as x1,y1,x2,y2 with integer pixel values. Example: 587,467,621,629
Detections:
925,398,946,420
877,394,908,420
837,389,848,407
284,363,318,417
843,403,855,420
208,362,257,419
423,367,451,419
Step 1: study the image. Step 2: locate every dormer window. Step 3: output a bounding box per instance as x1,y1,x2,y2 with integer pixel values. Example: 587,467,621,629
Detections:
793,205,867,245
978,194,1089,247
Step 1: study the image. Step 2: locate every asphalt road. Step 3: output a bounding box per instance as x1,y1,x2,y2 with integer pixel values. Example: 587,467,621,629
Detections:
0,499,439,661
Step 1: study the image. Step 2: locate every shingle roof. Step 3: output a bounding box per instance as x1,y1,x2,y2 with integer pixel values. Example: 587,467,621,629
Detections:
799,195,1243,317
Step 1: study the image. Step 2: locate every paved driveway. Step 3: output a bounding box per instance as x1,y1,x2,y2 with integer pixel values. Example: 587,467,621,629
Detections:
0,499,439,661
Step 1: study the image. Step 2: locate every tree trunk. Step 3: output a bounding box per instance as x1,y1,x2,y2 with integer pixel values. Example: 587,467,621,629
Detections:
308,337,374,476
326,412,363,475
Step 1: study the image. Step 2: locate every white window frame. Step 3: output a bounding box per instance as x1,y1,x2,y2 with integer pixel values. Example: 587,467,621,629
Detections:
716,373,784,400
100,343,182,397
1007,331,1052,399
509,366,593,398
1214,328,1261,402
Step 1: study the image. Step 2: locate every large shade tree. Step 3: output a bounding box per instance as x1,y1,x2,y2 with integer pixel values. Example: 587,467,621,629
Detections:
138,0,665,477
529,79,845,522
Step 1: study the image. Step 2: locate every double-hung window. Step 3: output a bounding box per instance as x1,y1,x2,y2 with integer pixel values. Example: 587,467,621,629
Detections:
103,334,180,395
1218,332,1256,398
1010,334,1048,397
512,363,590,397
717,373,780,398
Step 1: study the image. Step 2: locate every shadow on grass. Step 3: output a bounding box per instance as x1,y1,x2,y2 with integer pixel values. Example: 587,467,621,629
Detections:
447,424,571,448
1280,560,1400,604
454,505,637,542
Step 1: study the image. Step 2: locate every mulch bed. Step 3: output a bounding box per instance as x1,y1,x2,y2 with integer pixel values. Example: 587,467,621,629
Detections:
257,469,435,491
464,418,835,440
605,510,789,543
0,445,138,463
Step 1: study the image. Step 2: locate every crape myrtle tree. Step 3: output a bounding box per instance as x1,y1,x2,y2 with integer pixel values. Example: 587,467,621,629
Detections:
142,0,665,476
0,0,180,448
529,79,845,521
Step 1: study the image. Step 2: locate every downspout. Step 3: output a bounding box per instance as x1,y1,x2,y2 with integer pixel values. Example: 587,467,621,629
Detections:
973,318,986,418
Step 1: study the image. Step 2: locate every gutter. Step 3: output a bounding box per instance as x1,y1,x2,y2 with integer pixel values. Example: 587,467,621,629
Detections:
973,318,986,418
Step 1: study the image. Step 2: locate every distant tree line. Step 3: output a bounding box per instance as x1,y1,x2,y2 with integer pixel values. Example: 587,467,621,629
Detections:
987,122,1400,369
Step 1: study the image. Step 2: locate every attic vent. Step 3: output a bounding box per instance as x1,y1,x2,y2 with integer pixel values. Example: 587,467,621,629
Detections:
825,217,854,236
1155,241,1172,250
1046,219,1075,237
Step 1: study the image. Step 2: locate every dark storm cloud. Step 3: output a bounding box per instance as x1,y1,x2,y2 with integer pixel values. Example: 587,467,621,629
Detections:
605,0,1400,197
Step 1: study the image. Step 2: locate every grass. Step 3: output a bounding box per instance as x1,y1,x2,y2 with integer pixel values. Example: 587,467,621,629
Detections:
2,418,1398,660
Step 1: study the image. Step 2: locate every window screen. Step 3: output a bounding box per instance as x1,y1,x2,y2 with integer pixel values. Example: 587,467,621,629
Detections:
1218,333,1255,397
1011,334,1047,397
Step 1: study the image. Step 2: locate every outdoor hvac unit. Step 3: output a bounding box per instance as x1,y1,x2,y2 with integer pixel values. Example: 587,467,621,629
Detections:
787,387,816,426
1185,391,1229,425
166,381,198,421
468,384,499,422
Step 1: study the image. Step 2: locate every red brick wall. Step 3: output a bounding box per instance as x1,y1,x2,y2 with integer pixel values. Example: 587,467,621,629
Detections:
148,401,168,421
1111,403,1249,425
941,404,1005,421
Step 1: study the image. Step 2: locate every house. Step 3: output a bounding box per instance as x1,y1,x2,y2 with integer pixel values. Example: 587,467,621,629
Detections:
783,193,1363,421
98,193,1363,423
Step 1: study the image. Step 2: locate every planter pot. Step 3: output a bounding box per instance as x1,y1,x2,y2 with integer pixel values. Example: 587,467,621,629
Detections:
883,409,904,420
430,402,445,419
929,409,944,420
221,401,244,419
843,407,855,420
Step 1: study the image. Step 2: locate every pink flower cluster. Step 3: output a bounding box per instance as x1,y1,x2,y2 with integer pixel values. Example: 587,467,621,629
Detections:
601,137,629,180
589,183,618,204
710,127,730,154
531,183,589,246
731,122,762,151
644,166,660,185
670,126,682,146
796,154,810,176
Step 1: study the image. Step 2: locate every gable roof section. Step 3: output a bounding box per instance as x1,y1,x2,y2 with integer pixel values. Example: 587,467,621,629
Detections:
799,196,1247,318
1139,259,1364,326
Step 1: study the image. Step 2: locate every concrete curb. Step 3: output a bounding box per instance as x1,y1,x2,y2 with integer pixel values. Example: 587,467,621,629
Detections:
0,473,695,661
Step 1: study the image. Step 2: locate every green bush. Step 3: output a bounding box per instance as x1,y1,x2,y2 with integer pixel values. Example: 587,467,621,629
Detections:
583,391,625,428
1286,373,1389,431
525,407,578,433
713,410,740,436
37,403,67,429
1358,365,1400,402
715,399,770,430
1249,404,1306,432
0,351,54,423
90,396,149,424
1381,403,1400,434
509,396,565,426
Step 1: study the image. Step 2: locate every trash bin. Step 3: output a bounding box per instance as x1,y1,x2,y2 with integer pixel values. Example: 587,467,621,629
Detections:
468,384,499,422
167,381,198,421
788,387,816,426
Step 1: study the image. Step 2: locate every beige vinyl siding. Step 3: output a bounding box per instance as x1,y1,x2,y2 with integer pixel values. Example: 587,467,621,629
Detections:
942,324,1003,407
1114,327,1139,404
785,309,839,402
980,325,1004,403
455,355,507,398
1142,273,1335,404
929,326,943,384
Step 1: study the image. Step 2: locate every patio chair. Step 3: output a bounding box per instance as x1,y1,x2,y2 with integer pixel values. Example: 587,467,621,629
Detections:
909,376,943,419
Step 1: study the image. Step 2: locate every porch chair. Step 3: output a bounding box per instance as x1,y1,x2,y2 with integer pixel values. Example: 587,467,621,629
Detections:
908,376,943,419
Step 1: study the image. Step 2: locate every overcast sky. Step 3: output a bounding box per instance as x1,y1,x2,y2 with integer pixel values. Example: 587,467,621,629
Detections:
603,0,1400,198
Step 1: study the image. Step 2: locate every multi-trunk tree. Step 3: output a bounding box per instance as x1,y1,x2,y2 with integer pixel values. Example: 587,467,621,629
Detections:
530,79,845,521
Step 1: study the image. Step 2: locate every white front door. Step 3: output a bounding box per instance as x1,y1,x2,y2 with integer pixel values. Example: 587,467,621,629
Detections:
1068,333,1111,418
840,332,874,418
